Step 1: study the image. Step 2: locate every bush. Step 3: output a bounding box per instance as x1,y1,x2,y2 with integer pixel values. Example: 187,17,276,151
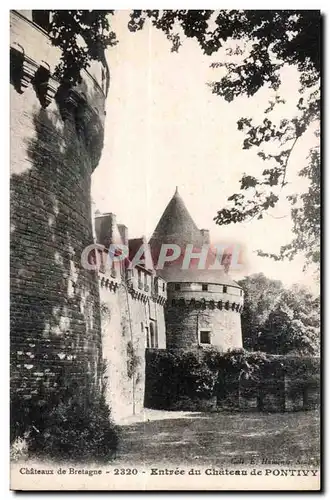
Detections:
11,360,119,463
145,349,217,409
27,389,118,463
10,436,29,462
145,347,320,412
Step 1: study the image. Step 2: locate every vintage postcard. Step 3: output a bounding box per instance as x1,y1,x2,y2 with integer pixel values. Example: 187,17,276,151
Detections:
10,9,320,491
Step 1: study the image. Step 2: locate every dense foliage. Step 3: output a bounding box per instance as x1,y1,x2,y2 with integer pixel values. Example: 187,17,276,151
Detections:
145,347,320,411
49,10,117,86
238,273,320,355
145,350,218,409
11,362,118,463
258,284,320,355
237,273,283,350
26,386,118,463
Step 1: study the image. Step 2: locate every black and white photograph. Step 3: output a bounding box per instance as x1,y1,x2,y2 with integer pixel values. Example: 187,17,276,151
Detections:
9,9,321,491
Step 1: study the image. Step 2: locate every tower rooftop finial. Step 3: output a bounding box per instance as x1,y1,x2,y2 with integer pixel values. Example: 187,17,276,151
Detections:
175,186,179,195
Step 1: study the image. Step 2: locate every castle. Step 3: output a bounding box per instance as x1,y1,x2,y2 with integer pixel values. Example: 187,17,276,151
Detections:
94,211,167,418
149,187,244,352
10,10,243,428
96,188,244,419
10,10,108,427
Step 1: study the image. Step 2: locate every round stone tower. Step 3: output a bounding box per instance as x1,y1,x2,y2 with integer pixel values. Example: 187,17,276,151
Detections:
10,10,109,430
149,188,244,352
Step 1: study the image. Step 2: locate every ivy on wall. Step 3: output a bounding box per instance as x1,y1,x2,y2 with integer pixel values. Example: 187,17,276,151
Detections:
126,341,140,379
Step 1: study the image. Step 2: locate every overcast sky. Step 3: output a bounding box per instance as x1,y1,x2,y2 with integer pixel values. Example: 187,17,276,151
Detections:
91,10,319,290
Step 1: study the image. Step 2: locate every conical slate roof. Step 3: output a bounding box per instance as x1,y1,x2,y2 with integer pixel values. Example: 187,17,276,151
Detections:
149,188,241,288
149,187,204,247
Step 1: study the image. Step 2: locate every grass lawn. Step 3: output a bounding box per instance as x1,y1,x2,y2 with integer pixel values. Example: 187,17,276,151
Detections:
114,409,320,467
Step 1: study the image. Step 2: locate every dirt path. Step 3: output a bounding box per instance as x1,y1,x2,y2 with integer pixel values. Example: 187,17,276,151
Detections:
113,409,319,467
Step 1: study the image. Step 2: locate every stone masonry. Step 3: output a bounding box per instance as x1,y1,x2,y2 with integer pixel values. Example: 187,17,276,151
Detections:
10,10,108,430
149,188,244,352
10,11,244,432
94,212,166,420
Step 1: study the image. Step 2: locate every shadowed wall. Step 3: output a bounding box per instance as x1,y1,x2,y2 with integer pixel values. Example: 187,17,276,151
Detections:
10,10,108,437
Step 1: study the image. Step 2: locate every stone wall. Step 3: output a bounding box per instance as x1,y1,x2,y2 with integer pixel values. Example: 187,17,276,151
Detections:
165,306,243,351
93,210,167,420
10,10,108,433
153,302,166,349
98,258,167,421
100,280,147,420
165,282,243,351
100,283,167,420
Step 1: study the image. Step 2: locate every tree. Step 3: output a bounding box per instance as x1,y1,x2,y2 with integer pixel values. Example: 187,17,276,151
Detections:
48,10,117,86
47,10,320,268
237,273,284,350
257,146,320,269
239,275,320,355
258,285,320,355
200,11,320,270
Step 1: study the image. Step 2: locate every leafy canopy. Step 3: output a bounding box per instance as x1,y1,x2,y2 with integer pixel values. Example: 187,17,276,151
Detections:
47,10,320,268
238,273,320,355
49,10,117,85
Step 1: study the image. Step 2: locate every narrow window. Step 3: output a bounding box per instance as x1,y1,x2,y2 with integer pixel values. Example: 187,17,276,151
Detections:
202,284,208,291
150,322,157,348
145,326,150,348
144,272,149,291
223,285,227,293
138,268,142,288
175,283,180,291
199,330,211,345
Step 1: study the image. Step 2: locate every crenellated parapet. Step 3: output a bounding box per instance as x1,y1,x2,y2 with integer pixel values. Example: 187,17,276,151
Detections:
152,276,167,304
170,297,243,313
151,294,167,306
127,281,166,305
10,43,59,102
167,281,244,311
126,267,167,305
128,286,150,304
99,275,119,293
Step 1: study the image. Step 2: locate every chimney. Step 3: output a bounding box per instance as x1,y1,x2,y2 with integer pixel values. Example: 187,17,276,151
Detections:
118,224,128,246
200,229,210,244
94,212,117,249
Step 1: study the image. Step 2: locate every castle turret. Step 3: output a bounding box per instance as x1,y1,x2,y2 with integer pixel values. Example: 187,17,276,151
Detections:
10,10,109,433
149,186,206,254
149,188,243,352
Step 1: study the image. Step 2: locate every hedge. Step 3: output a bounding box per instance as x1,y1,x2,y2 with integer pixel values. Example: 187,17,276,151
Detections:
145,348,320,412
